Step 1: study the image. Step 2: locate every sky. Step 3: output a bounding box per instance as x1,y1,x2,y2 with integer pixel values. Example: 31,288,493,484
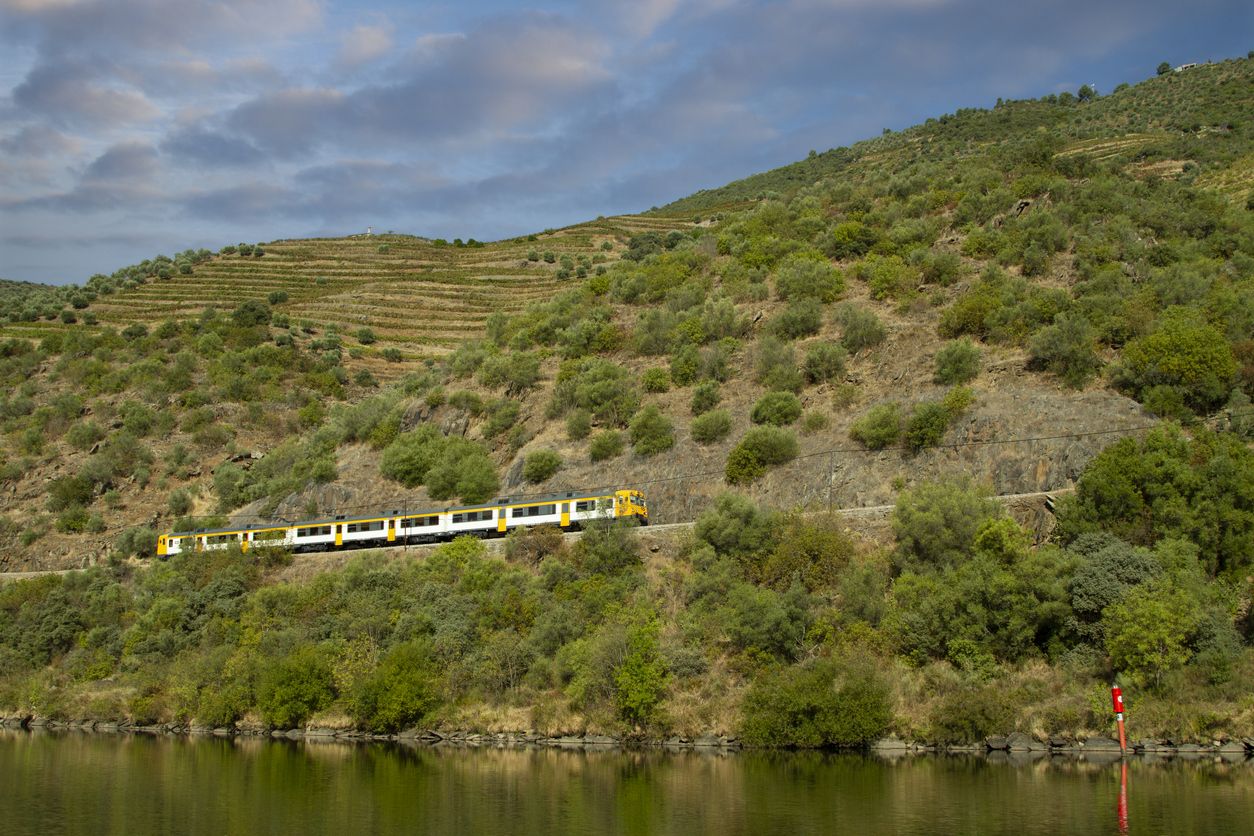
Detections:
1,1,1250,284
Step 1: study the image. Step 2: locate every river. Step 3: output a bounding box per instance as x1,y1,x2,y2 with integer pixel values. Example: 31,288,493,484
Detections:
2,731,1250,835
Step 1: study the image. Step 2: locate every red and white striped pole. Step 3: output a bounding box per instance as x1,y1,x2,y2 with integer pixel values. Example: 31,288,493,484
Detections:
1111,684,1127,754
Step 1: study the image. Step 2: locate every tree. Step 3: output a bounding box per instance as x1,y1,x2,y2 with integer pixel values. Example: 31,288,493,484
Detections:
892,479,1001,573
1077,84,1096,102
739,659,892,748
1115,308,1236,413
350,640,441,732
1104,582,1200,689
614,617,668,727
256,645,336,728
1156,61,1172,76
1028,313,1101,387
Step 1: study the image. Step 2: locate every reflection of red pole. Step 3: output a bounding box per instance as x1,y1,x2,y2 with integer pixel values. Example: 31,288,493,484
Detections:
1117,760,1129,833
1111,685,1127,754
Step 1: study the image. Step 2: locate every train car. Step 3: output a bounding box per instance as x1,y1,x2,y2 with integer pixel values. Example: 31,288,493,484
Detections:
156,488,648,557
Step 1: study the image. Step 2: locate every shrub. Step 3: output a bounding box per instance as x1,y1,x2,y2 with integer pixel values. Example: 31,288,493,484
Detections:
350,640,441,732
725,426,799,484
379,426,444,488
355,327,377,345
256,645,336,728
775,253,843,302
1115,308,1237,413
629,405,675,456
669,344,700,386
769,299,823,339
641,367,670,393
523,449,562,483
933,339,981,384
849,403,902,450
739,659,892,747
803,342,847,384
1105,582,1201,689
589,430,624,462
425,440,499,502
268,290,289,305
551,358,639,426
231,299,271,328
691,409,733,443
751,391,802,426
834,304,887,353
754,336,803,392
566,409,592,440
904,401,950,451
482,399,521,437
928,683,1017,744
1027,314,1101,387
892,478,1000,572
690,381,721,415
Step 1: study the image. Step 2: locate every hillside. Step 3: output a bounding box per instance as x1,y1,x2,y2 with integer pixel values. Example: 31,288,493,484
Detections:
0,56,1252,574
2,54,1253,748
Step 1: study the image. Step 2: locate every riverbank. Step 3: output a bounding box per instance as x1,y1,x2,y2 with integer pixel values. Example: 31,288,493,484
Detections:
4,716,1252,762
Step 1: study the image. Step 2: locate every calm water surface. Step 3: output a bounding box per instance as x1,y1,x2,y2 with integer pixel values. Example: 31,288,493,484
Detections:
2,730,1250,835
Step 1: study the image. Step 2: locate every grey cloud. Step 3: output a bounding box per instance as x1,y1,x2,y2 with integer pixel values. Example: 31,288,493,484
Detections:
11,59,157,127
161,125,266,167
82,140,158,182
0,123,80,156
228,14,614,155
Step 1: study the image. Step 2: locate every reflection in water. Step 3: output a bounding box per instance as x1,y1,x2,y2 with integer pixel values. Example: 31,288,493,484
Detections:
1,730,1250,836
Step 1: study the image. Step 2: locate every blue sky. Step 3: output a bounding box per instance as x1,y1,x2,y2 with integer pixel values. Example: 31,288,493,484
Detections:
1,0,1250,284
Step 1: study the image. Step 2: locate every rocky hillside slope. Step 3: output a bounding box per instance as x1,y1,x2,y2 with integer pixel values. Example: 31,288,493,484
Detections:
2,56,1252,571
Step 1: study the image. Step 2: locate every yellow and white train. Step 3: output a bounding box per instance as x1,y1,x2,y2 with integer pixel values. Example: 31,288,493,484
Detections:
157,488,648,557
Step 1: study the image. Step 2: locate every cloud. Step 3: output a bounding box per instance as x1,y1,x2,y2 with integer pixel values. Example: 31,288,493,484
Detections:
0,123,80,156
161,124,266,167
337,23,393,69
11,60,158,127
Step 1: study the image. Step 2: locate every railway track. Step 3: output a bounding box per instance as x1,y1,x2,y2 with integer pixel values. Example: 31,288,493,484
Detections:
0,488,1071,582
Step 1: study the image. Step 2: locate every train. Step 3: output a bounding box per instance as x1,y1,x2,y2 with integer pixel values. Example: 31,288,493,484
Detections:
156,488,649,556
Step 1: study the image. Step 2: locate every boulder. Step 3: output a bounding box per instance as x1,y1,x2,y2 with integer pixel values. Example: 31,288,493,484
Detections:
985,735,1009,751
583,734,616,745
1081,736,1123,751
1006,732,1040,751
1217,741,1245,755
872,737,911,751
693,734,721,747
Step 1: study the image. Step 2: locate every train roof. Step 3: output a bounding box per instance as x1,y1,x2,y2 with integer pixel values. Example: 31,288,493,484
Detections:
166,488,636,537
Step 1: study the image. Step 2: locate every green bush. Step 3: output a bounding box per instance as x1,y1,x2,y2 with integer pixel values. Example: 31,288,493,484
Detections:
523,449,562,483
690,381,721,415
1115,308,1237,413
754,336,803,393
256,645,336,728
380,426,444,488
669,344,700,386
629,405,675,456
691,409,733,443
849,403,902,449
769,299,823,339
566,409,592,440
751,391,802,426
803,342,847,384
725,427,799,485
834,304,887,353
739,659,892,747
589,430,624,462
641,367,670,393
892,478,1000,572
933,339,981,384
551,358,640,426
1027,314,1102,387
904,401,952,451
928,683,1017,744
350,640,441,732
774,253,843,302
355,327,377,345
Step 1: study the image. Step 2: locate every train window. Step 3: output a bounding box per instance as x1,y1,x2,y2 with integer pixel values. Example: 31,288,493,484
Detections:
345,521,385,534
451,510,493,524
296,525,333,537
205,534,237,545
511,504,556,518
402,516,439,527
253,529,287,541
574,500,598,512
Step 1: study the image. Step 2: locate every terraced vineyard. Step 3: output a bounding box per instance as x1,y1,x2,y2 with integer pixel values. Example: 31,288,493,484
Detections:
1,214,694,380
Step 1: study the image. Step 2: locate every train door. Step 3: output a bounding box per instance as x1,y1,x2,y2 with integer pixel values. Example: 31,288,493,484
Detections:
560,503,570,527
